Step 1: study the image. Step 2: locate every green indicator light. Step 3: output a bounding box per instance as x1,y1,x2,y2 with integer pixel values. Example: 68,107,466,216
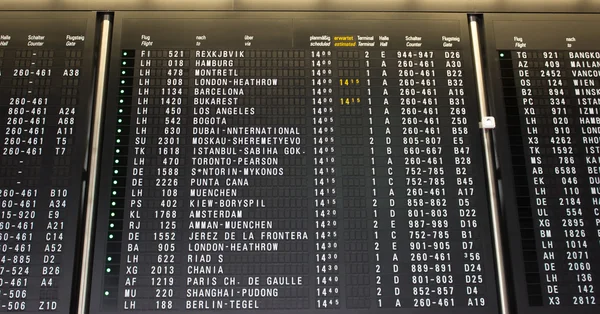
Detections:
116,139,121,143
108,234,114,239
118,119,122,123
110,223,115,228
119,109,124,113
121,70,126,75
122,61,126,65
106,268,111,273
119,99,124,104
110,212,115,217
104,291,109,296
121,80,125,84
123,52,128,56
120,90,124,94
112,191,117,195
500,52,505,58
116,149,121,153
117,129,122,133
113,180,118,184
115,159,119,164
114,170,119,174
107,257,112,262
111,201,116,206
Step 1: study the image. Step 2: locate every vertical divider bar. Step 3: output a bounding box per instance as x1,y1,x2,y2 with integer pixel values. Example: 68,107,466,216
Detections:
78,13,113,314
468,15,510,314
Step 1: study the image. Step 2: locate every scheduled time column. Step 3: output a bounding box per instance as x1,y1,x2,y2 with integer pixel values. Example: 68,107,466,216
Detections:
309,48,340,310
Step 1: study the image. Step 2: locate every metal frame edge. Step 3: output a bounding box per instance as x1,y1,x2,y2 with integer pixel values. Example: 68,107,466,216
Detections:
78,13,113,314
468,15,511,314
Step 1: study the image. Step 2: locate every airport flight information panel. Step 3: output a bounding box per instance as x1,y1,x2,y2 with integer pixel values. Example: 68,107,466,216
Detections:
90,12,498,314
0,12,96,313
485,14,600,313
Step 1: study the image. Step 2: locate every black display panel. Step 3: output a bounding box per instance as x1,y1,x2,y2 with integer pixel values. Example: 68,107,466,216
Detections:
90,12,499,314
485,14,600,314
0,11,96,313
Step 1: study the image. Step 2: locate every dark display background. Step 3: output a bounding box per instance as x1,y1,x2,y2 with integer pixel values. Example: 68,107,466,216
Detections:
485,14,600,314
89,12,499,314
0,12,96,314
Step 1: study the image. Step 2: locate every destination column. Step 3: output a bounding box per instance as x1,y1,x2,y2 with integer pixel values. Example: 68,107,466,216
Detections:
567,50,599,305
188,48,242,310
187,45,309,310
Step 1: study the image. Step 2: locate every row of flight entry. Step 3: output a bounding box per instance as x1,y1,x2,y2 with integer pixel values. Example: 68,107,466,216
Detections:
11,69,80,77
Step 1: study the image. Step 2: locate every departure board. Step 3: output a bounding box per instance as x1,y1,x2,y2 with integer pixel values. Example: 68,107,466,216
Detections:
89,12,499,314
485,14,600,314
0,12,96,313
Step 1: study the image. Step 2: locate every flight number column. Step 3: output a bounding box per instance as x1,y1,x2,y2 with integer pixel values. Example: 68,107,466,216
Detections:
152,49,188,311
116,49,189,310
310,49,340,309
542,51,588,305
119,49,151,310
503,50,546,306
